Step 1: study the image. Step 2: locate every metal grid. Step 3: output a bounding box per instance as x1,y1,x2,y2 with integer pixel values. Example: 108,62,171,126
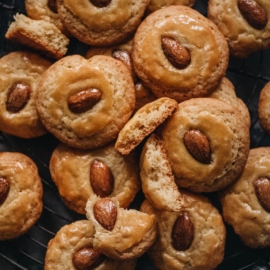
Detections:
1,0,270,269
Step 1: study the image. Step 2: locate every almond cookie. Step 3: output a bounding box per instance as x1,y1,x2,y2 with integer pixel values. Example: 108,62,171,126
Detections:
45,220,137,270
258,81,270,134
85,195,157,260
132,5,229,102
0,51,50,138
5,14,69,59
36,55,135,150
50,142,141,214
0,152,43,241
161,98,250,193
208,0,270,58
141,190,226,270
140,134,183,212
115,97,178,155
57,0,150,46
220,147,270,248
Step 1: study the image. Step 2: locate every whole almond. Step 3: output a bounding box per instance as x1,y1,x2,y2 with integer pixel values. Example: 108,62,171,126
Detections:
161,37,191,69
183,129,211,164
238,0,268,30
93,198,117,231
0,177,10,205
90,159,114,197
72,247,104,269
6,82,31,113
68,88,102,113
90,0,111,8
171,211,194,251
254,177,270,212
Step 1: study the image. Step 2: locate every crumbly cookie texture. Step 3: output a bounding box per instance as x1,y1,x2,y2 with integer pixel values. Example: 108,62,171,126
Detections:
0,152,43,241
45,220,137,270
141,190,226,270
259,82,270,134
5,13,69,59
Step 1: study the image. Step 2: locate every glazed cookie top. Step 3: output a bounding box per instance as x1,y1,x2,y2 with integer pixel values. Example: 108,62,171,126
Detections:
220,147,270,248
0,152,43,241
57,0,150,46
132,5,229,102
45,220,137,270
0,51,50,138
208,0,270,58
141,190,226,270
161,98,250,192
36,54,135,149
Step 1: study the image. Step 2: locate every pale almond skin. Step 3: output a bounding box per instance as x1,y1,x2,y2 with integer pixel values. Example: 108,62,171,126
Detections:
161,36,191,69
183,129,211,164
238,0,268,30
72,247,104,269
171,211,194,251
68,88,102,114
254,177,270,212
90,159,114,197
90,0,111,8
6,82,31,113
0,177,10,205
93,198,117,231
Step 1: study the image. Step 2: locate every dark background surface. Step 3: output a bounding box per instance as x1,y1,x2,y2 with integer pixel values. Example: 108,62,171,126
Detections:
1,0,270,269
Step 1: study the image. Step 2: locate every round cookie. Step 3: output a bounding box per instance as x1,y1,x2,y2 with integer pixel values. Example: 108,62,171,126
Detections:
57,0,150,46
0,152,43,241
258,81,270,134
140,190,226,270
50,142,141,214
220,147,270,248
132,5,229,102
45,220,137,270
0,51,50,138
161,98,250,193
208,0,270,58
36,54,135,150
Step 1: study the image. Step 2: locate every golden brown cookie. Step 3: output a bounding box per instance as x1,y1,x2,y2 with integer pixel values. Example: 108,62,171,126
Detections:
0,152,43,241
258,81,270,134
141,190,226,270
140,134,183,212
57,0,150,46
220,147,270,248
85,195,157,260
132,5,229,102
36,55,136,150
50,142,141,214
5,13,69,59
208,0,270,58
115,97,178,155
161,98,250,193
45,220,137,270
0,51,50,138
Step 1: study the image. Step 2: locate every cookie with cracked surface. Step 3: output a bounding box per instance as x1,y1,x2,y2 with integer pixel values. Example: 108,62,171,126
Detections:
161,98,250,193
258,81,270,135
36,54,135,150
0,51,50,138
0,152,43,241
45,220,137,270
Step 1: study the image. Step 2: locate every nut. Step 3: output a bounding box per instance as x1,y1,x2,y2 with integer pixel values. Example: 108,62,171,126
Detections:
68,88,102,113
93,198,117,231
183,129,211,164
6,82,31,113
48,0,57,13
254,177,270,212
238,0,268,30
90,0,111,8
72,247,104,269
0,177,10,205
90,159,114,197
161,36,191,69
171,211,194,251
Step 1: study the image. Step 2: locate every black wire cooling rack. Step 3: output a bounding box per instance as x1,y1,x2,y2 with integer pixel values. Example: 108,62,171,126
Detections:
1,0,270,269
